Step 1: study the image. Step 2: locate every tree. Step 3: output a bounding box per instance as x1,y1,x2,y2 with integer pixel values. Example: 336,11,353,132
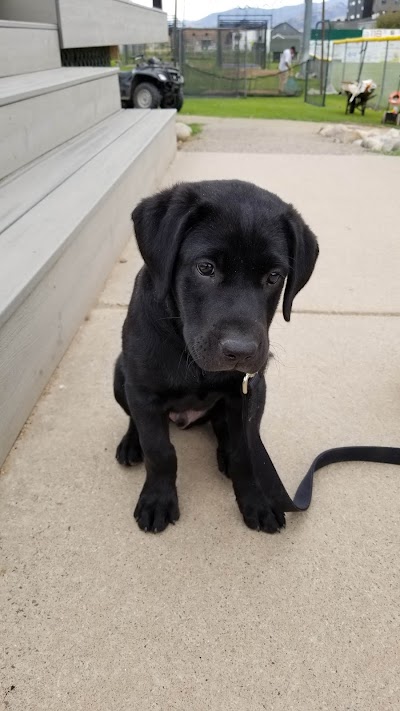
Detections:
376,11,400,29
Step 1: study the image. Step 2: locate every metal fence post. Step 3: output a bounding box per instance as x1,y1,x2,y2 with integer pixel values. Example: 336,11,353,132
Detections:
244,31,248,98
304,59,309,102
341,42,347,83
375,39,389,110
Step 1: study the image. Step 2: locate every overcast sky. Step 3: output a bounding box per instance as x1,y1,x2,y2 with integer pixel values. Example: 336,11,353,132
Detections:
140,1,315,22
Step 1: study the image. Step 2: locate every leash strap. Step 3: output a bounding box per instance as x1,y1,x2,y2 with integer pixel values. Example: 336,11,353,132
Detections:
242,373,400,513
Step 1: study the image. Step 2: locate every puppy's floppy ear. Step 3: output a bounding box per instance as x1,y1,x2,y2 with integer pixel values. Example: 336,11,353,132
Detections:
132,184,203,300
282,207,319,322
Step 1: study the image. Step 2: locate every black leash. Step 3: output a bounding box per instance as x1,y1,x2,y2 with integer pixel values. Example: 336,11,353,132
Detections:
242,373,400,514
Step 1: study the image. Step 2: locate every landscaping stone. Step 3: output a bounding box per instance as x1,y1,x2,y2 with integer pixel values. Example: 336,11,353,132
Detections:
320,122,400,154
341,130,363,144
361,136,383,151
176,122,192,141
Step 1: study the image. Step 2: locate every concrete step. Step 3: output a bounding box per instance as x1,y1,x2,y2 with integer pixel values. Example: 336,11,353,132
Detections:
0,20,61,77
0,67,121,180
0,108,176,466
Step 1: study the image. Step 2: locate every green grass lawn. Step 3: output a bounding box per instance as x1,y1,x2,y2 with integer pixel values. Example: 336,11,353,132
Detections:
187,122,203,136
181,95,383,126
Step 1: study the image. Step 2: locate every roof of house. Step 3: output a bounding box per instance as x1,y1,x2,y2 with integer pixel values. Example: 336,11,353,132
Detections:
271,22,302,37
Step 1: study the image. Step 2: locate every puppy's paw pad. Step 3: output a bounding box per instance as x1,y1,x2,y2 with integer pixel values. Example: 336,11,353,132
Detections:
134,489,180,533
116,434,143,467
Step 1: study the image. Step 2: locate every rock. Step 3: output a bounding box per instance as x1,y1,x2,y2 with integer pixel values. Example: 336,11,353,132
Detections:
341,130,363,144
176,122,192,141
318,122,400,153
319,125,342,138
382,138,396,153
361,137,383,152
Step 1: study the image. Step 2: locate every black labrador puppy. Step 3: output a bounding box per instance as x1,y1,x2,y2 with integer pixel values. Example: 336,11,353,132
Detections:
114,180,318,533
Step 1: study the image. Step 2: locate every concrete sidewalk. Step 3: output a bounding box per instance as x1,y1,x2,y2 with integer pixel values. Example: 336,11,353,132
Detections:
1,148,400,710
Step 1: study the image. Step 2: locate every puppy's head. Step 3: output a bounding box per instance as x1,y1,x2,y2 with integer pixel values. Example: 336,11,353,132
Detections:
132,180,318,374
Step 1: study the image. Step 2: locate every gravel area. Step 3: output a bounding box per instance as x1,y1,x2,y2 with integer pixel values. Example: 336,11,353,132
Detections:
179,116,370,154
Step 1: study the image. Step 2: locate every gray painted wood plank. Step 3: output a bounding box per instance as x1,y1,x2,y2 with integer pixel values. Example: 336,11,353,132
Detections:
0,23,61,77
0,111,176,466
0,0,58,25
58,0,168,49
0,20,58,30
0,110,176,330
0,73,121,179
0,110,148,234
0,67,118,106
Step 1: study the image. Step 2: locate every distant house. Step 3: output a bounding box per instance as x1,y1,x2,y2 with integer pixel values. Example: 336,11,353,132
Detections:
183,28,219,53
270,23,302,62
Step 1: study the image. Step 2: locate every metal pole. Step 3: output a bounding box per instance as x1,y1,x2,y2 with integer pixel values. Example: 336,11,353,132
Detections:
173,0,178,66
375,39,389,110
300,0,313,74
263,26,267,69
320,0,325,94
341,41,347,83
244,31,248,98
304,59,310,103
322,22,331,106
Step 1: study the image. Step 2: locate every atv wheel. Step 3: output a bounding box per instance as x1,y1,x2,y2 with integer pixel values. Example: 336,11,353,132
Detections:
132,82,161,109
175,89,184,112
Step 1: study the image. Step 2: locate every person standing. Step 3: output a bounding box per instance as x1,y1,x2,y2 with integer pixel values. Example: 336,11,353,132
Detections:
278,46,296,93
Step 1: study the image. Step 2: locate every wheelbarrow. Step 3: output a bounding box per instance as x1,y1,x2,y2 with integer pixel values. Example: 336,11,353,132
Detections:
341,80,377,116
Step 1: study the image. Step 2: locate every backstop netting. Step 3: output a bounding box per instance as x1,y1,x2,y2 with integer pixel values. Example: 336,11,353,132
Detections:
179,27,304,97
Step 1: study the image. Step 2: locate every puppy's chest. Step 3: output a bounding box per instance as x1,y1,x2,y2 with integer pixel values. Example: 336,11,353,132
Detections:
164,389,222,430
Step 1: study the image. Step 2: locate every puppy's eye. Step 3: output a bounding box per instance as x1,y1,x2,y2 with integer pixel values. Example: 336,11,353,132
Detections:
197,262,215,277
266,272,282,285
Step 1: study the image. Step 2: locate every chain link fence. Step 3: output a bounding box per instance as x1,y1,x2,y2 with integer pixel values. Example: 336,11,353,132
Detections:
61,47,111,67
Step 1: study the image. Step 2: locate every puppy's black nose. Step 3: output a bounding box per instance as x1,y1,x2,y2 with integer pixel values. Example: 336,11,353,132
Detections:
220,338,258,362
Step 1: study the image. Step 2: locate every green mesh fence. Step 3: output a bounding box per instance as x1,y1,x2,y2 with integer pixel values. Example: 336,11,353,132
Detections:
183,61,306,97
180,26,304,97
304,57,331,106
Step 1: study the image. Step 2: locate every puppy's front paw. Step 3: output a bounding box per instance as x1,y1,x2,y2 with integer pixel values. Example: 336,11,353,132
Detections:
134,485,180,533
237,492,285,533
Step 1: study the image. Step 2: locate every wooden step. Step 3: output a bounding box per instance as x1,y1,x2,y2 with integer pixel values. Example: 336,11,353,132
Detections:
0,20,61,77
0,110,146,234
0,67,121,179
0,108,177,466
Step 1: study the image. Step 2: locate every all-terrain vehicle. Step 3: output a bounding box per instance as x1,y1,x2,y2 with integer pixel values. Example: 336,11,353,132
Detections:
118,56,184,111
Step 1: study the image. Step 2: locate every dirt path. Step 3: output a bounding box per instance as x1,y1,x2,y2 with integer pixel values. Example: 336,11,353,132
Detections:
180,116,367,154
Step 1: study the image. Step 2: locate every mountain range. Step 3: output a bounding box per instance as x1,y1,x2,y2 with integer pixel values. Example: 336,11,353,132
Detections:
187,2,348,31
